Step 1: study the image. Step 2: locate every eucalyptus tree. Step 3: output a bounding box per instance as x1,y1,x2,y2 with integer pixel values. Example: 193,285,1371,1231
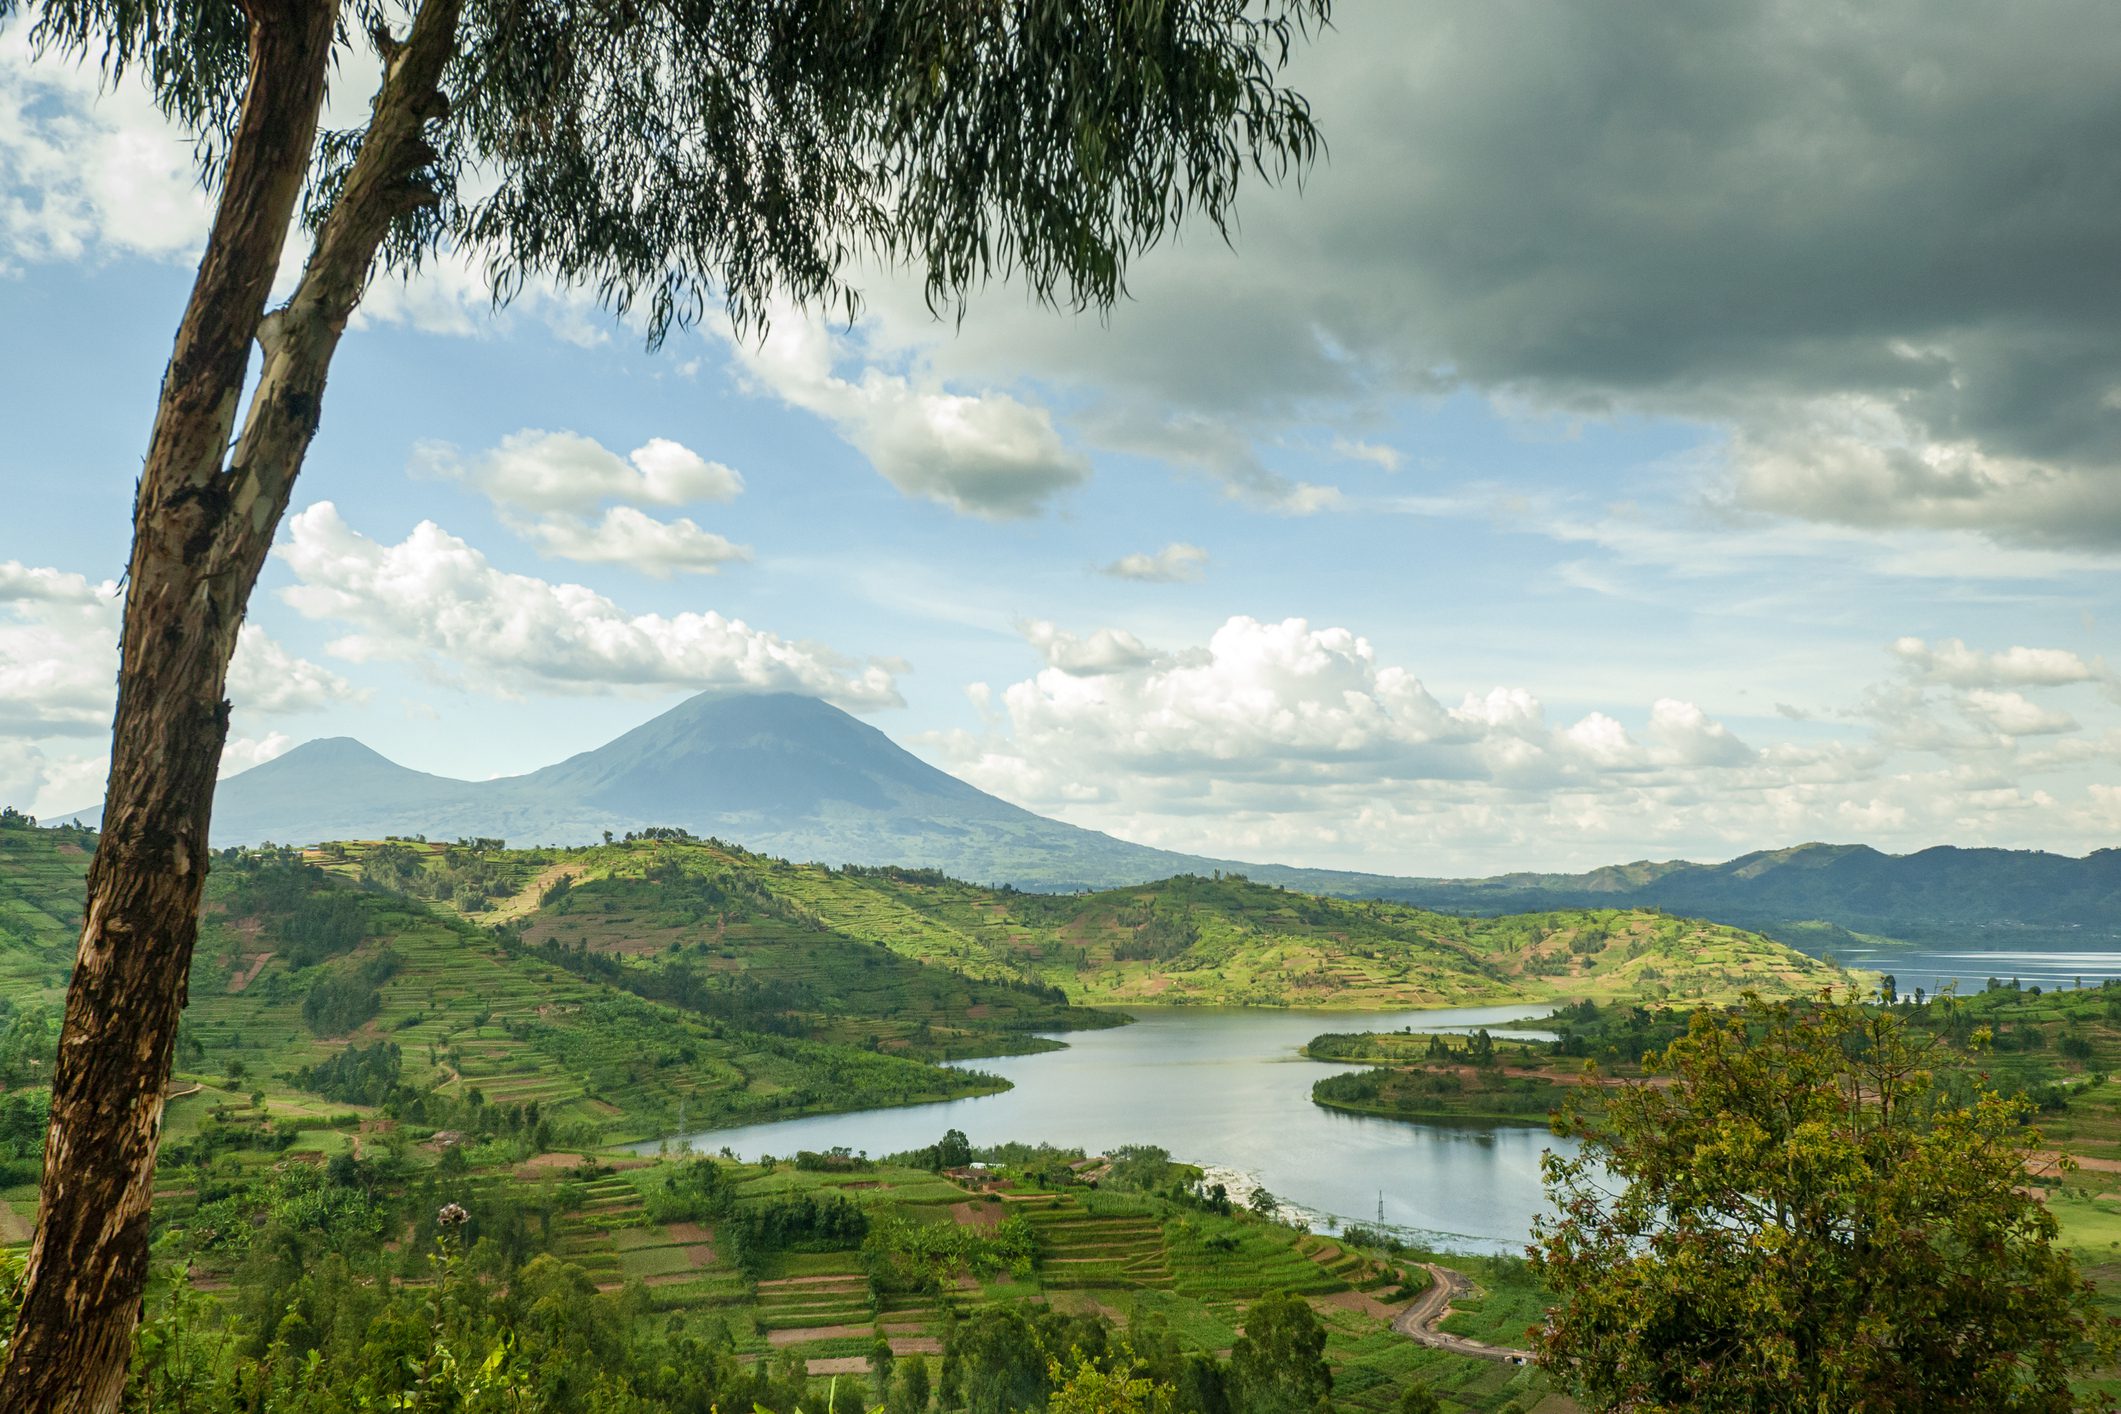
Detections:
0,1,1329,1407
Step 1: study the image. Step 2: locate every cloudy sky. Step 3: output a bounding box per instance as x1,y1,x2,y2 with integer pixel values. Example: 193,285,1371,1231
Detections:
3,0,2117,875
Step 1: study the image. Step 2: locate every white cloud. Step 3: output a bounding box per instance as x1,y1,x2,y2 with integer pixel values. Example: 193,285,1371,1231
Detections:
0,741,105,818
1729,400,2121,551
1100,543,1210,583
424,430,744,515
520,506,749,578
276,502,899,708
1331,438,1403,472
1958,689,2079,738
220,732,295,776
1889,635,2101,688
227,626,360,714
919,616,2119,873
0,560,362,742
729,315,1090,519
1019,621,1157,676
0,32,212,270
419,430,751,576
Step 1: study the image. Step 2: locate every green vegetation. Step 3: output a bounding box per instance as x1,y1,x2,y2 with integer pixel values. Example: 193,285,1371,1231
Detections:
1,820,2064,1413
1360,840,2121,954
1535,995,2117,1410
358,835,1860,1013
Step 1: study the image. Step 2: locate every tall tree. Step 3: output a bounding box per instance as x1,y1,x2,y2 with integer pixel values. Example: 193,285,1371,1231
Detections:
0,2,1328,1408
1532,995,2118,1412
1228,1292,1330,1414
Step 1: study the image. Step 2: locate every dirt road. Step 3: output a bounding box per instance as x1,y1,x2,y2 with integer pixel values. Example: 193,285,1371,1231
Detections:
1391,1263,1535,1364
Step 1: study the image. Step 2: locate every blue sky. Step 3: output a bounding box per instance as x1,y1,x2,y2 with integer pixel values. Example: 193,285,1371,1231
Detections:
2,2,2118,874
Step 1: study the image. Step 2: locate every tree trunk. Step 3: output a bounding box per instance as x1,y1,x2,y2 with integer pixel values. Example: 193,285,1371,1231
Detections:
0,0,460,1407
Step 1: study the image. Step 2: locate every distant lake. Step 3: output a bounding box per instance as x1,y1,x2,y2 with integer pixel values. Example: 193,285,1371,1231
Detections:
1824,943,2121,996
649,1004,1571,1255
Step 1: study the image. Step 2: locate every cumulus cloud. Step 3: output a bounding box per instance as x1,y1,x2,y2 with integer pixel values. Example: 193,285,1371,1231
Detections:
220,733,296,776
419,430,750,576
940,616,1758,802
0,561,359,737
1889,636,2102,689
0,31,211,269
1958,689,2080,738
276,503,898,708
1100,543,1210,583
424,430,744,515
921,616,2117,873
729,316,1090,519
1019,621,1156,676
518,507,748,578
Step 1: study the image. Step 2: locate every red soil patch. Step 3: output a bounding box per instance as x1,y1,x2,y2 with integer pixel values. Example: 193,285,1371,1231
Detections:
888,1336,942,1356
226,952,274,994
950,1201,1001,1230
1314,1288,1402,1321
54,841,85,856
664,1221,713,1243
806,1358,871,1376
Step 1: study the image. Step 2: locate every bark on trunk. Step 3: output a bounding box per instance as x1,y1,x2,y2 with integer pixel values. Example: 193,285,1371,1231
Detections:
0,1,459,1408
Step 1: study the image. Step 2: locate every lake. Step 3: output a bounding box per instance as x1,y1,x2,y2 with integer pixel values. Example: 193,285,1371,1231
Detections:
1822,943,2121,997
650,1003,1571,1255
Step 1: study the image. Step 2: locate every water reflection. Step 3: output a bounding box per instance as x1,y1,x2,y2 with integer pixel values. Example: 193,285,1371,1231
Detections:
648,1004,1572,1255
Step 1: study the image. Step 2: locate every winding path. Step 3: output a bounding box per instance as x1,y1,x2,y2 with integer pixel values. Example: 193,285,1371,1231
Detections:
1391,1263,1535,1364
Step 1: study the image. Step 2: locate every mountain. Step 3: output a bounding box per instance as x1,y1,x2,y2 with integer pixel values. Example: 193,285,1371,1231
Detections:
1358,842,2121,948
57,691,2120,945
83,692,1220,889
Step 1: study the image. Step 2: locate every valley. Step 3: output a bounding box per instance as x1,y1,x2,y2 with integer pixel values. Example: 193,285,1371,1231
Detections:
0,813,1882,1413
4,815,2114,1410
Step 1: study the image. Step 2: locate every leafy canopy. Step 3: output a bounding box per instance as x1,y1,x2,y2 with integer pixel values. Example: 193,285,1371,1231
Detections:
1532,994,2118,1413
11,0,1329,340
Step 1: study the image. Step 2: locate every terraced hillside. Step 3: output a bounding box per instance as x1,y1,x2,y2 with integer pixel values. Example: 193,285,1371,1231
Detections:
435,836,1861,1011
0,827,1094,1157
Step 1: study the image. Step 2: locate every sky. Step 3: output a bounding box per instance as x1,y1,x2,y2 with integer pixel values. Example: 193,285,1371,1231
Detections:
1,0,2117,876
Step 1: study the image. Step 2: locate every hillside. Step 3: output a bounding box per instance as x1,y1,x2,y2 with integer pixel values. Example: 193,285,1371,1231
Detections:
0,821,1120,1151
1362,842,2121,948
400,835,1860,1012
76,692,1221,888
51,693,2115,951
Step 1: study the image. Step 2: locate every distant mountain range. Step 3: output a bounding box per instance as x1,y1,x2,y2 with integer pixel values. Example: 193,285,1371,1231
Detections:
1357,844,2121,949
58,690,2121,947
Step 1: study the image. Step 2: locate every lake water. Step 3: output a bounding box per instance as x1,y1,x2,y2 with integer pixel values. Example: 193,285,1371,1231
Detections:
650,1004,1571,1255
1825,944,2121,997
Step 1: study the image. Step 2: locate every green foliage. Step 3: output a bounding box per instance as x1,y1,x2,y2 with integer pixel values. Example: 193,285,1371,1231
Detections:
300,951,399,1036
861,1213,1037,1294
1533,996,2120,1411
1227,1293,1329,1414
294,1040,403,1106
640,1155,734,1224
221,857,376,967
721,1192,870,1276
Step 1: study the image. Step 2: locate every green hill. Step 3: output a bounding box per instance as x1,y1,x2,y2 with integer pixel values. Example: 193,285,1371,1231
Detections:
0,821,1119,1152
1358,841,2121,949
0,821,1863,1166
406,834,1860,1012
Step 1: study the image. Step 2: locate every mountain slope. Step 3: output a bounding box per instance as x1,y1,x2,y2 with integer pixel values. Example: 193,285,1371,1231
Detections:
1361,842,2121,946
68,692,1221,887
390,835,1867,1010
52,691,2120,944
